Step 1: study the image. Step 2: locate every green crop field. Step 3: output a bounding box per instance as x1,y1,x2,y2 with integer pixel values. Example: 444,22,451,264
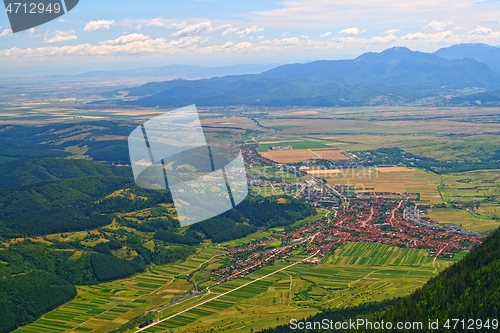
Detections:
256,140,337,152
440,170,500,203
14,246,225,333
324,242,436,266
15,235,460,333
422,207,500,233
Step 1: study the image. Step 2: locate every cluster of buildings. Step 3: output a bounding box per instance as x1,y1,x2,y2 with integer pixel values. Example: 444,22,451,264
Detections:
240,144,275,167
210,197,483,283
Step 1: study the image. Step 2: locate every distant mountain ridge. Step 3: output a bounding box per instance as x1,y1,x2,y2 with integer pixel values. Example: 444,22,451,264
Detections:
434,43,500,73
114,46,500,107
42,63,282,81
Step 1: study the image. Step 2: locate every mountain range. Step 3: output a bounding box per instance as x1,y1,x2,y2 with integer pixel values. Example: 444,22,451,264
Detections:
434,43,500,73
31,63,282,82
108,44,500,107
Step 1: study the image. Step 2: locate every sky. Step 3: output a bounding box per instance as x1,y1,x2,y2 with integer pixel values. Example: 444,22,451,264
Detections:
1,0,500,75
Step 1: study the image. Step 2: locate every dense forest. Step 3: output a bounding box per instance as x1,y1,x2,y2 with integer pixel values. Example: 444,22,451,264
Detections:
0,158,132,189
0,271,77,333
193,195,316,242
0,176,175,235
0,121,135,165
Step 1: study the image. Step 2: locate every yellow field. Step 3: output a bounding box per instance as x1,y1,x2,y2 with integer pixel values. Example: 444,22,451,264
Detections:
260,149,348,163
307,167,442,204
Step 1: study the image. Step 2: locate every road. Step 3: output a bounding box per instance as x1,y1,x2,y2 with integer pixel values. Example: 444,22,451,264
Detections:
389,199,404,226
134,250,320,332
362,206,374,227
432,243,448,274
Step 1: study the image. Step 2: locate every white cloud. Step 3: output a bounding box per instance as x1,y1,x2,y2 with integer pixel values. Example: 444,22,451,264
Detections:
83,20,114,32
222,27,238,36
28,28,37,35
454,26,464,30
424,20,453,30
99,33,149,45
260,37,301,47
58,18,70,23
238,26,264,36
467,26,492,35
44,30,77,43
0,29,12,39
402,30,454,42
384,29,400,34
370,34,398,44
339,27,365,35
320,31,332,37
169,36,208,47
171,21,213,37
146,18,186,29
222,25,264,36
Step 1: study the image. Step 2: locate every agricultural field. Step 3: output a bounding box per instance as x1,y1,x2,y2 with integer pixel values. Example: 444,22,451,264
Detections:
14,227,460,333
201,116,264,132
439,170,500,203
0,101,169,124
14,246,225,333
256,140,341,152
306,166,443,204
260,148,348,163
130,242,457,333
421,208,499,233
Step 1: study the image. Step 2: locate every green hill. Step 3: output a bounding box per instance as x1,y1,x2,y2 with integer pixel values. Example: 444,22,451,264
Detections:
0,158,132,189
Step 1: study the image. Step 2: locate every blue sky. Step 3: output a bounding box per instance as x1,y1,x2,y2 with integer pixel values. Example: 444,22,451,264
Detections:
1,0,500,75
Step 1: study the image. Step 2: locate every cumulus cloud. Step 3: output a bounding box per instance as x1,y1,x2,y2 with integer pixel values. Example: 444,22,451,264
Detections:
467,26,492,35
84,20,114,32
147,18,186,29
320,31,332,37
169,36,208,47
339,27,365,35
0,29,12,38
370,34,398,44
44,30,77,43
260,37,301,46
221,27,238,36
4,23,500,62
171,21,213,37
402,30,454,42
424,20,453,30
222,25,264,36
99,33,149,45
384,29,400,34
238,26,264,36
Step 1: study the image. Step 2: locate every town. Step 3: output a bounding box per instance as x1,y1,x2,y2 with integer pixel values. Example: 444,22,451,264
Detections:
207,146,485,283
210,197,482,283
